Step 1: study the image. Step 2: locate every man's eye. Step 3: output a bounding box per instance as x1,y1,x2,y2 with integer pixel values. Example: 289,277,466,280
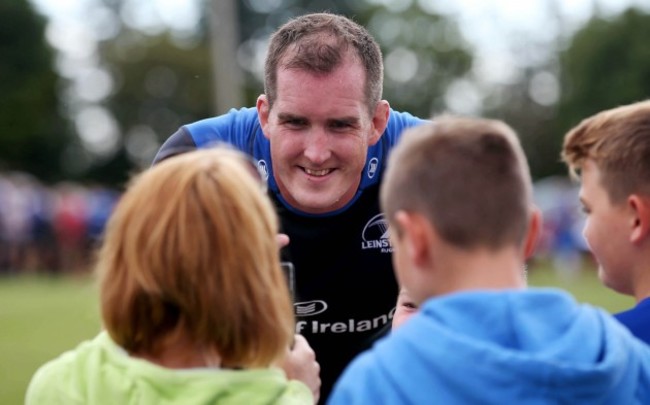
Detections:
283,119,305,128
403,302,417,310
330,121,353,130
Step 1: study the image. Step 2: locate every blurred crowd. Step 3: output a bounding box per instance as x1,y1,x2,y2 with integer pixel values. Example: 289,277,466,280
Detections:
533,176,591,276
0,171,120,274
0,169,590,276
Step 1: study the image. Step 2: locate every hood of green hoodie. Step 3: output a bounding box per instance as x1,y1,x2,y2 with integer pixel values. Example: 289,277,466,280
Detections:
26,332,312,405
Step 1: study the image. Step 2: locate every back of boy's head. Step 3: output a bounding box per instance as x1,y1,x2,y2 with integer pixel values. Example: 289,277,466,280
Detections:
562,99,650,203
98,148,294,368
381,115,532,250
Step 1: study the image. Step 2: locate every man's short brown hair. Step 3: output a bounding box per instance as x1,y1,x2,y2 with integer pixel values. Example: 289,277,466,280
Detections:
562,99,650,203
381,115,532,250
264,12,383,114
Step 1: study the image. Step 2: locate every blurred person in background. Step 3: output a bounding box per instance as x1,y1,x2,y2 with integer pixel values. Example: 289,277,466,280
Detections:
0,173,10,272
0,172,120,275
52,183,89,273
0,172,32,273
562,99,650,344
330,116,650,404
27,181,58,273
26,148,320,404
153,12,425,401
0,173,50,273
84,184,120,250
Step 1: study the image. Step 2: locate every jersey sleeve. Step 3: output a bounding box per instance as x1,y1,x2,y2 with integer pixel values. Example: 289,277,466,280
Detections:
152,107,261,165
185,107,261,151
384,109,429,149
151,127,197,165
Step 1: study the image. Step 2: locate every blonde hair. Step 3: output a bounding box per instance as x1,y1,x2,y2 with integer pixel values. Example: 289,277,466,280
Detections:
381,115,532,250
98,148,294,368
562,99,650,203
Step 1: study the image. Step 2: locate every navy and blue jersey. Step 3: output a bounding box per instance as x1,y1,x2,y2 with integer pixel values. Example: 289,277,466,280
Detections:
154,107,425,401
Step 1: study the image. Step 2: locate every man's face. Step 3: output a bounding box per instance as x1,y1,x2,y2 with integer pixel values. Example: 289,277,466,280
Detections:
579,159,633,294
258,57,384,214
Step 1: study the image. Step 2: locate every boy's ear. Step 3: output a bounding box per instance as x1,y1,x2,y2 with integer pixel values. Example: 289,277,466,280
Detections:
393,210,434,268
523,206,542,260
628,195,650,244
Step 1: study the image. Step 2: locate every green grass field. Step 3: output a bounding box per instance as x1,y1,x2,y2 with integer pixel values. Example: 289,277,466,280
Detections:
0,275,101,405
527,259,635,313
0,260,635,404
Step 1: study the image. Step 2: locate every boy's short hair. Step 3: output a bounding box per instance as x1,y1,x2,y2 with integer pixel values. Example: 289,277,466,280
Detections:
98,148,294,368
381,115,532,250
562,99,650,203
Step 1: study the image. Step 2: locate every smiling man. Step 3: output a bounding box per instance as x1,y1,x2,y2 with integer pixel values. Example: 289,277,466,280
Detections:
153,13,425,401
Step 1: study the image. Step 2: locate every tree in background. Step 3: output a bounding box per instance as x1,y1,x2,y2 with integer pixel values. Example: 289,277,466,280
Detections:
486,65,561,180
21,1,650,185
67,1,650,184
486,6,650,180
0,0,472,185
235,0,473,118
96,30,213,184
90,0,472,183
0,0,72,182
556,7,650,141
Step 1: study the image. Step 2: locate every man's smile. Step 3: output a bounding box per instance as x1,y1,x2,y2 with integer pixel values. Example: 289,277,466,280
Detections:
302,167,334,177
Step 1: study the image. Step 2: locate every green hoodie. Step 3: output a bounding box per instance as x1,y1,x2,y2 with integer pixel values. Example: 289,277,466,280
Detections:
26,332,313,405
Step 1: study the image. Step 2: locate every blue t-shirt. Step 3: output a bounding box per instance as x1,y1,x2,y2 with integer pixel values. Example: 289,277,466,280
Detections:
615,297,650,344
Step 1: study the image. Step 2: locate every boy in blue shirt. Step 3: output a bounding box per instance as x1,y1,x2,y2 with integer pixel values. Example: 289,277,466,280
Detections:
330,115,650,404
562,100,650,343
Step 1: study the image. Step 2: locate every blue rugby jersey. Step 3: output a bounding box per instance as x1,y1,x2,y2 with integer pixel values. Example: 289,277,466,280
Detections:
154,107,425,401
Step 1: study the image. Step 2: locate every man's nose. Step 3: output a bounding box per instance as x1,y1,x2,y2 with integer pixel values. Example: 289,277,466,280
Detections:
303,129,331,165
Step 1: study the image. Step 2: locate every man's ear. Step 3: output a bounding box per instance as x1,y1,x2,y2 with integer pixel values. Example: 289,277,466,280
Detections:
368,100,390,146
256,95,271,140
393,210,434,268
523,206,542,260
628,195,650,244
